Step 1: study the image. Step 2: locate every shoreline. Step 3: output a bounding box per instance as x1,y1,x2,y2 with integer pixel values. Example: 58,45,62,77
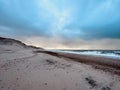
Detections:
50,50,120,59
1,47,120,90
34,50,120,75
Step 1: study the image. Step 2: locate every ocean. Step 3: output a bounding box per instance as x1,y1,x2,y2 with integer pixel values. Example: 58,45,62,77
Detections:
51,50,120,59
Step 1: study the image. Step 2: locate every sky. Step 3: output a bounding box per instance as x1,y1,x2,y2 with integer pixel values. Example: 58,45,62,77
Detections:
0,0,120,49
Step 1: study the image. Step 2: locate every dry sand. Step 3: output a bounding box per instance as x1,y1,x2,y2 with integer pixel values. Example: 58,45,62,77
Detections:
0,45,120,90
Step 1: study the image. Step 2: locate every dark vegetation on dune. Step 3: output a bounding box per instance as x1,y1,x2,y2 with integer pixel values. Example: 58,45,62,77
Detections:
0,37,43,49
0,37,120,75
0,37,26,46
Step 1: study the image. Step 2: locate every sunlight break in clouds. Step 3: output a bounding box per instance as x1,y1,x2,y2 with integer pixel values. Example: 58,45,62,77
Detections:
0,0,120,49
23,36,120,50
37,0,73,36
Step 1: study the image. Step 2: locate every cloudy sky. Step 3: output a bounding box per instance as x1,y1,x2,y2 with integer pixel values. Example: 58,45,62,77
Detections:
0,0,120,49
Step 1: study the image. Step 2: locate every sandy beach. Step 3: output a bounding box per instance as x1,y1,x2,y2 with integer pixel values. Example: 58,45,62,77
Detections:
1,0,120,90
0,43,120,90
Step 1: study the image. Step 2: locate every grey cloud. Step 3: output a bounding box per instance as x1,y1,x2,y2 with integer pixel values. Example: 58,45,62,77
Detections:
22,36,120,49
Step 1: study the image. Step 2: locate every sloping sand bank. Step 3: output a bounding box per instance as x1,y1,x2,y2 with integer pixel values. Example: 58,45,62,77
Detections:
35,50,120,75
0,48,120,90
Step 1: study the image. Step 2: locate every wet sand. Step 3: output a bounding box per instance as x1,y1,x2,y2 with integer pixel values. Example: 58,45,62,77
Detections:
0,48,120,90
34,50,120,75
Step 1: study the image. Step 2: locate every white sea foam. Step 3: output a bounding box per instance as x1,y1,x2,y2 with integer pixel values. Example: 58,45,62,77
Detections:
51,50,120,59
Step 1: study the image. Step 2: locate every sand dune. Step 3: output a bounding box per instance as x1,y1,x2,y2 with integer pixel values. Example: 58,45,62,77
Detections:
0,37,120,90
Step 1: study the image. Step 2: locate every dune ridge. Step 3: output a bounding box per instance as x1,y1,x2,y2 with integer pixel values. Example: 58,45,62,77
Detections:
0,37,120,90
